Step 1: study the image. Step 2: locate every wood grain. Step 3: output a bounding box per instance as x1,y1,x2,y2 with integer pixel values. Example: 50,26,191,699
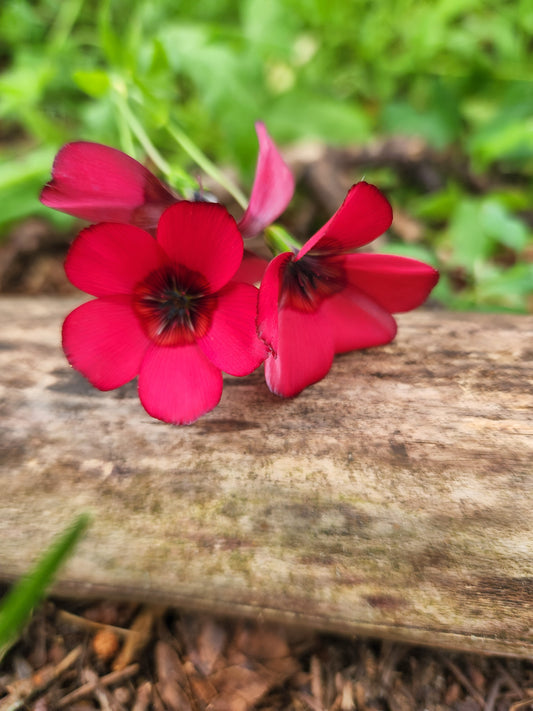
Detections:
1,297,532,656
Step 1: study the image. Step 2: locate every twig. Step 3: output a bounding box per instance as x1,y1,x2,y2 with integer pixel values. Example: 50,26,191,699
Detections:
132,680,152,711
113,606,164,671
509,698,533,711
83,668,125,711
439,655,486,709
495,660,524,696
56,663,139,708
484,675,505,711
57,609,133,638
0,645,83,710
310,655,324,708
37,644,83,685
294,690,326,711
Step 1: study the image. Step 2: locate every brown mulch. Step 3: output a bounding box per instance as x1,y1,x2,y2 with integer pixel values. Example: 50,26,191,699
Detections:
1,599,532,711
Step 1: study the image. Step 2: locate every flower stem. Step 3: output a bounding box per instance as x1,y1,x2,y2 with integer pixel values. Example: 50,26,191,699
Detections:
115,100,136,157
114,91,171,175
111,86,198,196
47,0,85,53
112,83,248,208
265,224,302,255
166,122,248,210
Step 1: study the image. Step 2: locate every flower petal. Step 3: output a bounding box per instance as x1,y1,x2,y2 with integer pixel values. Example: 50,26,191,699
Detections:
319,286,397,354
237,122,295,238
65,223,167,296
298,181,393,257
264,308,334,398
257,252,293,355
157,202,243,292
343,253,439,313
197,282,266,376
138,343,223,424
40,142,178,229
62,296,149,390
233,249,269,284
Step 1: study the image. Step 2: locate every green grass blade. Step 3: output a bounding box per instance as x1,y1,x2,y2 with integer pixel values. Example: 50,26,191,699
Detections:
0,514,90,661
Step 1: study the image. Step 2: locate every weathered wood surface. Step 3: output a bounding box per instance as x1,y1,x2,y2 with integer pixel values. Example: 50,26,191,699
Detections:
1,297,532,656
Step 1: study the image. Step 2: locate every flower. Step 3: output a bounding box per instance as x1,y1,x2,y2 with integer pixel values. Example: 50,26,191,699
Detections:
39,141,179,231
257,181,439,397
40,123,294,238
237,122,294,238
63,201,266,424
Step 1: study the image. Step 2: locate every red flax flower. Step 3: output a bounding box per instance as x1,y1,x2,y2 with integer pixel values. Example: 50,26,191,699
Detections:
39,141,178,231
40,123,293,238
63,201,266,424
257,181,439,397
237,122,294,238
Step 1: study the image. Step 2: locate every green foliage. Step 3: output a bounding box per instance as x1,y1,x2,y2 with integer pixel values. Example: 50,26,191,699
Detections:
0,0,531,310
0,514,89,661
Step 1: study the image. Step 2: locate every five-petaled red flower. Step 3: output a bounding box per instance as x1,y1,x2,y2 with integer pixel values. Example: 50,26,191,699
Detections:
40,123,293,238
257,182,439,397
63,201,266,424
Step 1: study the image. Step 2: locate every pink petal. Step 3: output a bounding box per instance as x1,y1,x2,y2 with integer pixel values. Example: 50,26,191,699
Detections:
264,308,334,398
343,253,439,313
257,252,293,355
197,282,266,376
237,122,295,238
233,249,269,284
40,142,178,229
298,182,393,257
319,286,397,354
62,296,150,390
157,202,243,293
138,343,223,424
65,223,166,296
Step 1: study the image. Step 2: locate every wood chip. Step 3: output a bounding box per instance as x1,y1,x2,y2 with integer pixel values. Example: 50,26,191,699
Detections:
154,641,192,711
56,663,139,708
92,629,120,662
113,607,162,672
132,680,152,711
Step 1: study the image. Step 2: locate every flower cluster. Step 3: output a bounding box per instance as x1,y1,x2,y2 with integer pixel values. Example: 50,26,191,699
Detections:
41,124,438,424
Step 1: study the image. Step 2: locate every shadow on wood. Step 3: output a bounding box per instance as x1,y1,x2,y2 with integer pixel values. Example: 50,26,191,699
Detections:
1,297,532,657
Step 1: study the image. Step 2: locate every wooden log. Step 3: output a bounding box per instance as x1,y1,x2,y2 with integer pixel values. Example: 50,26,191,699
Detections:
1,297,532,657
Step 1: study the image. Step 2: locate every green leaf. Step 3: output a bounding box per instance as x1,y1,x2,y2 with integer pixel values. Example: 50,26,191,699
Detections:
0,147,56,190
158,24,211,73
476,263,533,312
381,100,456,149
412,184,462,221
266,92,371,144
0,514,90,661
242,0,295,57
480,199,530,251
0,146,60,230
0,185,47,232
447,199,492,269
72,69,111,98
469,110,533,167
97,0,122,67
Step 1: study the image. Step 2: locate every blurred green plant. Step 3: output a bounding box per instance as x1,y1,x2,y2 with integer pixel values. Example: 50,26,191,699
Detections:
0,514,89,662
0,0,531,310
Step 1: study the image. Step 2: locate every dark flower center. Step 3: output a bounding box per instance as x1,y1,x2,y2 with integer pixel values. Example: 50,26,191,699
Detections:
281,253,346,313
132,265,215,346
